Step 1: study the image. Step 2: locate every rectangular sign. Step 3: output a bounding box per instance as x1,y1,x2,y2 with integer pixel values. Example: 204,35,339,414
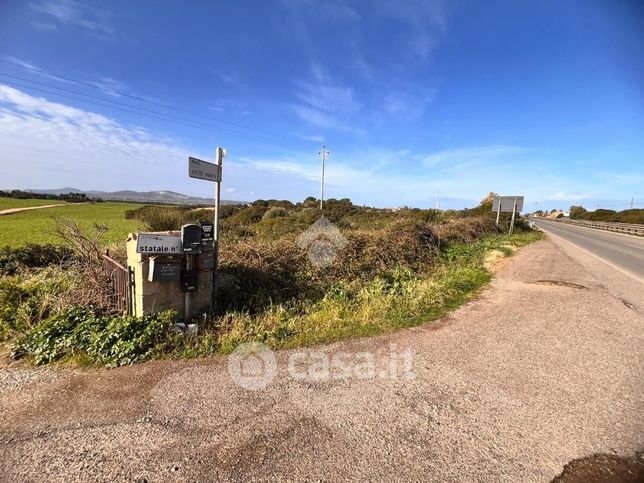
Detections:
189,157,221,182
136,233,183,254
148,259,182,282
492,196,524,213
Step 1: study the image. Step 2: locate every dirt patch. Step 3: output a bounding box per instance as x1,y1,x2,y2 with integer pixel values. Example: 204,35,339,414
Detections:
531,280,587,290
552,452,644,483
484,249,509,272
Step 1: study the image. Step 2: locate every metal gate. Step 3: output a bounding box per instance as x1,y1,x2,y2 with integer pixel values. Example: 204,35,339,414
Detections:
101,251,134,315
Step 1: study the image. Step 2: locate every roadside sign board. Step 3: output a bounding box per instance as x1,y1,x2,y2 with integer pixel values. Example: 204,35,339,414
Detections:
492,196,524,213
189,157,221,182
136,233,183,254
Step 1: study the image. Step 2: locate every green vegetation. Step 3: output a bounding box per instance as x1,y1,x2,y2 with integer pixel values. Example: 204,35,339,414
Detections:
0,189,95,203
1,194,543,367
0,202,144,247
11,307,174,367
569,205,644,224
0,198,67,210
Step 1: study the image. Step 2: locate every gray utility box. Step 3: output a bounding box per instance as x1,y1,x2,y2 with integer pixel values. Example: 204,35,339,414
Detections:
181,224,202,254
198,252,215,272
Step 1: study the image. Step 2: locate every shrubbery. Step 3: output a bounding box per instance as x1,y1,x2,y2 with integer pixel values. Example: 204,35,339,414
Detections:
1,194,541,367
124,205,216,231
569,206,644,224
0,243,74,275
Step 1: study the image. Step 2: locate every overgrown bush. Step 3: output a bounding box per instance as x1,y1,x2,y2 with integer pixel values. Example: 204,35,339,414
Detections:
0,243,74,275
0,267,79,341
125,205,214,231
1,194,543,367
262,207,290,220
224,204,269,226
570,207,644,224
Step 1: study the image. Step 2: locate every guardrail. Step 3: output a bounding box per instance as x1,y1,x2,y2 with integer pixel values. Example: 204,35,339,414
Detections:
553,218,644,237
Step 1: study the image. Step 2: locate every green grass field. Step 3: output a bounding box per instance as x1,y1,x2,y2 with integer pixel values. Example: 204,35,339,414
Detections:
0,202,145,247
0,198,67,210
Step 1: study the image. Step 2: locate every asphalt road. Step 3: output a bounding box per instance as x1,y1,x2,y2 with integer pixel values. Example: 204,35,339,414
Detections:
1,237,643,482
532,219,644,282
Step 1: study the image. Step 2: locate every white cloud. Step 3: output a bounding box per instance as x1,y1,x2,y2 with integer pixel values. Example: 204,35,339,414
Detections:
383,90,437,119
0,85,189,191
30,0,113,37
293,64,363,133
296,64,361,114
232,144,627,208
548,192,589,201
1,85,638,209
280,0,361,21
375,0,448,62
421,145,527,167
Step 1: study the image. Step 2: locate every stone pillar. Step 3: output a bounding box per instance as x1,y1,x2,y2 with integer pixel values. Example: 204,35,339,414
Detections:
126,232,214,320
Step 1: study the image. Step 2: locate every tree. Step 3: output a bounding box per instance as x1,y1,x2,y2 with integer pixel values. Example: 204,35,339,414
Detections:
569,205,587,219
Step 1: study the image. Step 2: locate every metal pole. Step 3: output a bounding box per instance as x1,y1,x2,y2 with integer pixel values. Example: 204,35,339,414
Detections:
184,255,192,321
319,146,327,210
509,197,517,235
495,197,501,228
212,147,224,311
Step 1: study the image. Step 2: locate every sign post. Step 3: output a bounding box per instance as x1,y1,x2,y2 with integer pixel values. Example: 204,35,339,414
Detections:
188,148,226,311
495,200,501,228
492,195,524,234
212,147,224,310
509,197,518,235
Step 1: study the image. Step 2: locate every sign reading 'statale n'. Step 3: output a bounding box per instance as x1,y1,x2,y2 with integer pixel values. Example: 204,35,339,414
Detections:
189,157,222,182
136,233,183,254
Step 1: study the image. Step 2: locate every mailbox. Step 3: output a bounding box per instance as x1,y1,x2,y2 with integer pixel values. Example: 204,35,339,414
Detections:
200,221,215,251
198,252,215,272
181,224,202,254
148,256,181,282
181,270,199,292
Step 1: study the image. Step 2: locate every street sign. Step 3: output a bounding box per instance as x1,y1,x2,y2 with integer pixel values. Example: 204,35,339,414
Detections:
189,156,222,182
136,233,183,254
492,196,524,213
188,147,226,313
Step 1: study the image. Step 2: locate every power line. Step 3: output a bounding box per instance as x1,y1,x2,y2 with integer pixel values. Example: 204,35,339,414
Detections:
0,59,321,148
0,79,310,150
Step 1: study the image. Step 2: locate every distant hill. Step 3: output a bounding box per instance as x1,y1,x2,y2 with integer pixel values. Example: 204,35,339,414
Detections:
25,188,239,205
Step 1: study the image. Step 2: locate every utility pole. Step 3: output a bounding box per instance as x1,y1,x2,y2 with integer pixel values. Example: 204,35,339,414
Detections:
631,197,634,210
319,146,329,210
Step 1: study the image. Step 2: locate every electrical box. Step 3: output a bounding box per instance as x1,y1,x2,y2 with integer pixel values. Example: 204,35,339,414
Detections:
181,270,199,292
181,224,202,254
200,221,215,251
198,252,215,272
148,256,182,282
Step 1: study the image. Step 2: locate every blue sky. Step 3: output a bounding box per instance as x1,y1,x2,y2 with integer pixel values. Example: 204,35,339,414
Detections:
0,0,642,210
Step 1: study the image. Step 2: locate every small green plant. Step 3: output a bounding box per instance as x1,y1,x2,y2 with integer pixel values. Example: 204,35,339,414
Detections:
11,307,175,367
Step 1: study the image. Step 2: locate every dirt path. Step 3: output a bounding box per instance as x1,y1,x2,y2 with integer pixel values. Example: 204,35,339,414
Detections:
0,238,642,482
0,204,72,216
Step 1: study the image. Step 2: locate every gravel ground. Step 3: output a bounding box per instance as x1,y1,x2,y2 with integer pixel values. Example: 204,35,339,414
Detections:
0,237,642,482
